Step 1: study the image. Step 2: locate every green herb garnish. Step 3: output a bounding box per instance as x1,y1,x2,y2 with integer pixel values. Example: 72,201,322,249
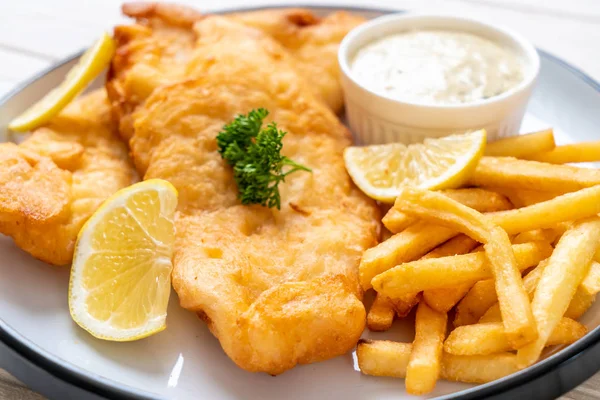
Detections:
217,108,311,209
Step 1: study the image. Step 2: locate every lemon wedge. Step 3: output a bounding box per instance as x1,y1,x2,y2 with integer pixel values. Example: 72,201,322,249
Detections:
8,33,115,132
344,130,487,203
69,179,178,341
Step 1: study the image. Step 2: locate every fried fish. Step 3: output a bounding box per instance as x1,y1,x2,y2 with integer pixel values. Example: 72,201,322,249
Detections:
0,90,138,265
123,16,379,374
107,2,364,140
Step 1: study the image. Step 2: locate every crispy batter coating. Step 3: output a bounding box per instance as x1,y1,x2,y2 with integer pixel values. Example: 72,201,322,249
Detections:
107,2,364,140
128,16,379,374
0,144,71,224
0,90,138,265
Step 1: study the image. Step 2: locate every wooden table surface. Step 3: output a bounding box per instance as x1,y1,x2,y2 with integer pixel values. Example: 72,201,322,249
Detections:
1,0,600,399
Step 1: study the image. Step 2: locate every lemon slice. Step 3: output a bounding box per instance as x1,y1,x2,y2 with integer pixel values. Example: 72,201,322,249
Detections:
69,179,178,341
344,130,487,203
8,33,115,132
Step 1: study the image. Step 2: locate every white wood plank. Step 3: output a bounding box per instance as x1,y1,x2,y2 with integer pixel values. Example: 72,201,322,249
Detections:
0,48,51,83
465,0,600,21
0,0,599,82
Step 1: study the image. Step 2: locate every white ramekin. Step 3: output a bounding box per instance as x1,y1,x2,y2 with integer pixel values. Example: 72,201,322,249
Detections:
338,14,540,145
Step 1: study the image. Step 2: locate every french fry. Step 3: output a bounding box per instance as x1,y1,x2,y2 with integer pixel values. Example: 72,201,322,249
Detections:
383,189,512,233
392,187,493,242
513,229,560,244
373,242,551,299
421,236,480,312
372,186,598,296
481,260,599,322
381,208,414,234
367,294,395,331
486,227,537,348
486,187,560,208
444,318,586,356
564,259,600,319
488,185,600,235
420,235,480,260
564,290,596,320
476,261,547,324
441,353,521,384
359,221,455,290
517,217,600,367
474,259,549,325
421,235,478,313
469,157,600,192
423,283,473,314
485,129,555,158
406,303,447,394
455,279,498,326
390,187,538,347
357,340,411,378
526,141,600,164
547,318,588,345
580,261,600,297
357,340,520,384
391,235,479,316
390,295,420,318
478,303,502,323
459,251,547,326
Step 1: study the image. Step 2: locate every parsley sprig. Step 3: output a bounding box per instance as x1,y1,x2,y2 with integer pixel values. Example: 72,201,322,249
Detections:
217,109,311,209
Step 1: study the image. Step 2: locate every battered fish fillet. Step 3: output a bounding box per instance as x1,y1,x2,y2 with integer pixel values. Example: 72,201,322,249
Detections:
106,2,364,140
0,90,138,265
127,17,379,374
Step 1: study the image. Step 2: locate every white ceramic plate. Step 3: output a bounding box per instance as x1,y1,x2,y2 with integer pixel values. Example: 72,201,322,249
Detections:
2,5,600,400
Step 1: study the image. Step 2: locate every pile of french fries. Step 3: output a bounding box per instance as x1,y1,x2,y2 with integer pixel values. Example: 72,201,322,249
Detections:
357,129,600,395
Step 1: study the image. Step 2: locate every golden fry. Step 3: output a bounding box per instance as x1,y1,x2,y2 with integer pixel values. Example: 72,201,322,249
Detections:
392,187,492,242
485,129,555,158
423,283,473,314
513,229,560,244
383,189,512,233
547,318,588,345
441,353,521,384
357,340,520,384
486,187,560,208
406,303,447,395
564,289,596,320
420,235,480,260
373,242,551,299
390,295,420,318
389,236,478,315
382,188,538,347
421,236,480,312
478,304,502,323
580,261,600,297
461,258,548,325
357,340,411,378
526,141,600,164
359,221,455,290
488,185,600,234
455,279,498,327
517,217,600,367
367,294,395,332
381,208,414,234
469,157,600,192
485,227,537,348
444,318,586,356
481,261,597,322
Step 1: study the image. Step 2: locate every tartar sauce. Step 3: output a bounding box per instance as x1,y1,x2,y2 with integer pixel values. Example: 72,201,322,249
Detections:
350,30,524,105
